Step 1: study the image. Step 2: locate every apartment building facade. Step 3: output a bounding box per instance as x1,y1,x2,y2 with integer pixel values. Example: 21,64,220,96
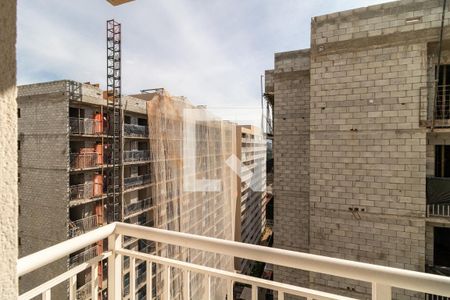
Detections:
235,125,267,274
266,0,450,299
17,80,239,299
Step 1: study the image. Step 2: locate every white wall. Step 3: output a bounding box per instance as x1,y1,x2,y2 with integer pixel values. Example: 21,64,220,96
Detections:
0,0,18,298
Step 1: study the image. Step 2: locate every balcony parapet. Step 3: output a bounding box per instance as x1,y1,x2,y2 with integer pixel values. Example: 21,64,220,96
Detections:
70,182,104,201
124,197,153,217
124,150,150,163
124,174,151,190
69,246,98,267
69,117,104,136
69,215,99,238
124,124,148,137
419,84,450,128
70,152,99,170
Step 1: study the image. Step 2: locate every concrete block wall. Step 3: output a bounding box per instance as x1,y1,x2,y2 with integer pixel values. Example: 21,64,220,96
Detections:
0,0,18,297
312,0,450,46
264,1,450,299
18,80,67,97
269,49,311,288
17,88,69,299
309,2,433,298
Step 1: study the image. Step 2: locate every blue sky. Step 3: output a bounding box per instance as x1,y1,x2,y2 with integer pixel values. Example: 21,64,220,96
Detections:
17,0,393,124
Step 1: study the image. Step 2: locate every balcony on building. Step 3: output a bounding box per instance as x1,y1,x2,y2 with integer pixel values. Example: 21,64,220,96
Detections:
124,197,154,218
69,245,99,268
420,65,450,128
124,122,149,138
69,214,100,238
69,117,107,136
70,141,111,171
124,174,151,191
70,173,106,205
124,150,151,164
427,176,450,218
18,222,450,300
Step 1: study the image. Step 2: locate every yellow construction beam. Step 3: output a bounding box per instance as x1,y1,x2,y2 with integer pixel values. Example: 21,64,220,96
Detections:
106,0,134,6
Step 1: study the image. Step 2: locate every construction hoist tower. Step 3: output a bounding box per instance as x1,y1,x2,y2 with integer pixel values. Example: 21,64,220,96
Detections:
106,19,123,222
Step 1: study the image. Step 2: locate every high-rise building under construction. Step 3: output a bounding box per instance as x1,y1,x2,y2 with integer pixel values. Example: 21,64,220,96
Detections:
17,80,267,299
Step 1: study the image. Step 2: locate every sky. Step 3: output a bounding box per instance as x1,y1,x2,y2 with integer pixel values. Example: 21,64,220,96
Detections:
17,0,394,125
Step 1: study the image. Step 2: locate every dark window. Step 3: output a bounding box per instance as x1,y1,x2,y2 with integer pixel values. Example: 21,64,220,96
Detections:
434,227,450,267
69,107,84,118
138,118,147,126
436,65,450,120
17,108,21,118
435,145,450,177
18,140,20,151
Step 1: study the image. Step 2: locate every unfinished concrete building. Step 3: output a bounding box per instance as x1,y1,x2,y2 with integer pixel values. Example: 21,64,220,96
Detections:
234,125,267,274
266,0,450,299
17,80,238,299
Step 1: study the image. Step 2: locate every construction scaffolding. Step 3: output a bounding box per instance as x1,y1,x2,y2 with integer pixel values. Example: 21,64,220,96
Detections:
106,19,123,223
146,91,237,299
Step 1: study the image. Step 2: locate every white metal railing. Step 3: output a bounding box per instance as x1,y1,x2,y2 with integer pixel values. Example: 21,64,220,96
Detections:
18,223,450,300
427,203,450,218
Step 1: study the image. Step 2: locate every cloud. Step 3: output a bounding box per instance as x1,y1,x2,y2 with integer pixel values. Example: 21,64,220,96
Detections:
17,0,394,125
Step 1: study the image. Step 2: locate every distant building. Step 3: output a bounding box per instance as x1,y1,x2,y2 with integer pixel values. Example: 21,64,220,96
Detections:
235,125,267,274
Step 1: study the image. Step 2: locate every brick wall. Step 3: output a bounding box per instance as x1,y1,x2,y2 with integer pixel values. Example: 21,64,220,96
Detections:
264,0,450,299
309,2,431,298
17,88,69,299
0,0,18,297
269,49,311,289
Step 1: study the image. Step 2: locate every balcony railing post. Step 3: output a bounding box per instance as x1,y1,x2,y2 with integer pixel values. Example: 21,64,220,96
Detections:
372,283,391,300
69,275,77,300
147,261,153,300
130,257,136,300
164,265,171,300
205,275,211,300
183,270,190,300
251,285,257,300
108,233,122,300
91,263,99,300
227,280,233,300
42,289,51,300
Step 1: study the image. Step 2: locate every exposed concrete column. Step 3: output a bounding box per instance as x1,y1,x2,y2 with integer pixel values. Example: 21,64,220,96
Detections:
0,0,18,298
